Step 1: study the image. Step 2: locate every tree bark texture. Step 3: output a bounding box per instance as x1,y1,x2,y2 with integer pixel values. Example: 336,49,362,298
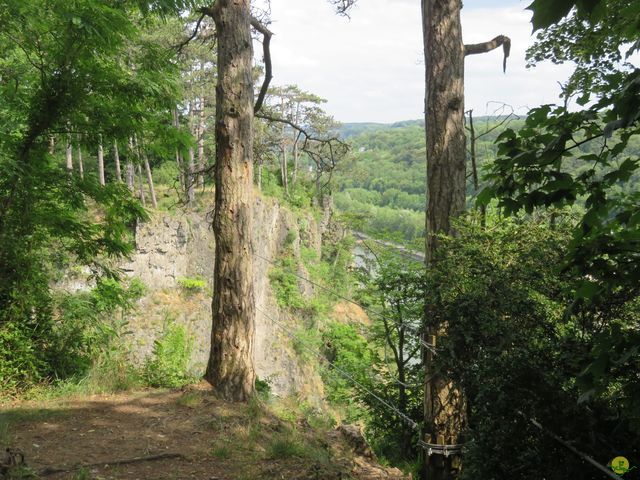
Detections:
204,0,256,402
423,0,466,264
422,0,467,478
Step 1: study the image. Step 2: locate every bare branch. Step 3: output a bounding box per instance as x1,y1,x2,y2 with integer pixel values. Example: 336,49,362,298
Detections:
256,112,343,145
250,17,273,114
329,0,357,17
175,13,206,54
464,35,511,72
256,111,349,194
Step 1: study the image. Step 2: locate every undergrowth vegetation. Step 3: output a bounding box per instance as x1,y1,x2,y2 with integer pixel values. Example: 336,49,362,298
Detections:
0,277,145,395
144,317,196,388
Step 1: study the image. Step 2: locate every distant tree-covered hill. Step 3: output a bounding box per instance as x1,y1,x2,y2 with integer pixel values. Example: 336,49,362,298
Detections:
333,115,639,245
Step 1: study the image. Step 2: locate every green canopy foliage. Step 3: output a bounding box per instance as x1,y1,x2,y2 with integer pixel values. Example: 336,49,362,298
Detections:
0,0,186,390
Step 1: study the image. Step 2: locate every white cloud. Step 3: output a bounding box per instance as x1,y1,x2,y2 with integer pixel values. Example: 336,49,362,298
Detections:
263,0,573,123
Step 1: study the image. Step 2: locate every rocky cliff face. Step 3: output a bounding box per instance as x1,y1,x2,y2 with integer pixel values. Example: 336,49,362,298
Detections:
119,195,326,400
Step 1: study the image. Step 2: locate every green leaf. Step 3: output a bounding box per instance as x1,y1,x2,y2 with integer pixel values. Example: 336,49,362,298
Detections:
576,280,600,299
476,187,496,207
527,0,574,31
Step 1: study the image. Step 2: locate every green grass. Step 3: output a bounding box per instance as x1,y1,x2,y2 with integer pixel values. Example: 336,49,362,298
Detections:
176,391,203,408
0,407,67,427
71,467,92,480
3,465,39,479
211,444,232,460
267,434,305,459
176,276,208,294
246,395,264,421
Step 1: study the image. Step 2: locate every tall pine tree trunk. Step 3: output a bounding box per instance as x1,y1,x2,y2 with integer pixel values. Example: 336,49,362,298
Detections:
114,140,122,182
257,157,263,191
173,108,186,193
422,0,467,478
423,0,466,263
292,132,299,186
188,146,196,205
77,142,84,179
97,137,105,186
65,135,73,174
204,0,256,402
143,152,158,209
126,137,135,191
281,144,288,194
137,163,146,207
198,96,206,189
279,99,288,194
133,134,157,209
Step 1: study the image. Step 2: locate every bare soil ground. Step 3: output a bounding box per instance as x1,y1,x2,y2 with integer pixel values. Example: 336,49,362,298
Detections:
1,385,408,480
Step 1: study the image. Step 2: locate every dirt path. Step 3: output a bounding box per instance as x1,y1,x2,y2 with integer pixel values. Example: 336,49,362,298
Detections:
1,387,409,480
4,389,233,479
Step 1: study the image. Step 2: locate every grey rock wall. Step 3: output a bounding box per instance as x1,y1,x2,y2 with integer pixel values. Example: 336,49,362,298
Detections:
121,196,325,401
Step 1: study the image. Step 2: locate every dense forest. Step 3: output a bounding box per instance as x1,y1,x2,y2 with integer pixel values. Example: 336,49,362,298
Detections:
1,0,639,479
335,116,640,245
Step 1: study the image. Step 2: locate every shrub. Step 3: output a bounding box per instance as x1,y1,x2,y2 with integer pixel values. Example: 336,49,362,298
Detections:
177,276,207,293
269,256,306,310
255,376,272,398
267,434,304,459
0,277,145,395
144,319,195,388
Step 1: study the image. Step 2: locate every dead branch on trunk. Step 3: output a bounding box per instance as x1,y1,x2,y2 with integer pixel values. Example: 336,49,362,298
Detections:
250,17,273,114
175,13,206,54
465,35,511,72
329,0,358,16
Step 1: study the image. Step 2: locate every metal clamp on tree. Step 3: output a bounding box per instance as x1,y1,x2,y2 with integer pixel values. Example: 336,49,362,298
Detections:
418,440,464,457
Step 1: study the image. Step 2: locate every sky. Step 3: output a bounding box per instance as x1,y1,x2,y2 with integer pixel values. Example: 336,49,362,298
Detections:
259,0,575,123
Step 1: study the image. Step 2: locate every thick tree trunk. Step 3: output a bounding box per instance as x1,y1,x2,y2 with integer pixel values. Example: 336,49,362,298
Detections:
423,0,466,263
204,0,256,402
114,140,122,182
97,137,105,186
422,0,467,478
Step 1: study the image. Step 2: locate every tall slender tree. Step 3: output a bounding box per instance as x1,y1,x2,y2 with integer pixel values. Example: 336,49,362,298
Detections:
421,1,509,478
202,0,257,401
